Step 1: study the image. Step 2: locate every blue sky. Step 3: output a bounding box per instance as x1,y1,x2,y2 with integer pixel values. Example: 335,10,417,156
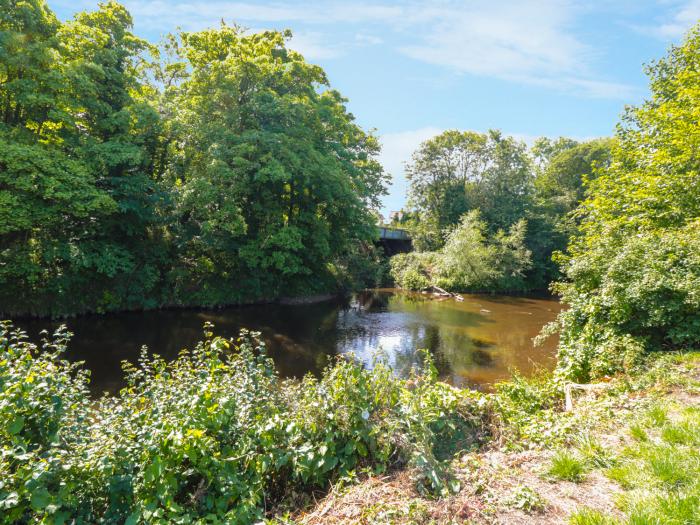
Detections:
49,0,700,215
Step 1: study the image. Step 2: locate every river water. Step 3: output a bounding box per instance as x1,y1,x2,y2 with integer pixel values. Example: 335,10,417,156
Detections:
16,289,562,395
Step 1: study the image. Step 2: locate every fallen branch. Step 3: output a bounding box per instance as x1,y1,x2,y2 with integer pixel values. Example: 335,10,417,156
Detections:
426,285,465,301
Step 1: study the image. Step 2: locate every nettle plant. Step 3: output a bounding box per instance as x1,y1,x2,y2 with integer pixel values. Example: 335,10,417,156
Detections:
0,322,488,524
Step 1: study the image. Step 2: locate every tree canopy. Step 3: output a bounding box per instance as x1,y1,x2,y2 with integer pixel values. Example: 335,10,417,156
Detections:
397,129,611,291
0,1,386,316
553,25,700,382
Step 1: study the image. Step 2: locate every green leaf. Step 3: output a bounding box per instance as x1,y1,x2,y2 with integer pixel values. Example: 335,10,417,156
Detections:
8,415,24,435
30,487,50,510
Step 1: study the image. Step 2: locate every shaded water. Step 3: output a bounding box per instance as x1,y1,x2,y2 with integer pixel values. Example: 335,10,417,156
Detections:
16,289,561,395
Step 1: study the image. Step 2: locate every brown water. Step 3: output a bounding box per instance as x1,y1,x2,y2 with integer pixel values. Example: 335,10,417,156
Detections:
16,289,561,395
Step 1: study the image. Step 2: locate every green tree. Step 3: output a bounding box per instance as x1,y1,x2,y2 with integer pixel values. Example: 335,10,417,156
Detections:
525,138,613,287
390,211,531,292
553,26,700,381
164,26,387,304
405,130,532,250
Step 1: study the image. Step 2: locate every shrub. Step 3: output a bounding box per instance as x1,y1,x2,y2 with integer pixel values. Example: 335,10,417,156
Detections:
0,322,489,523
389,211,531,293
389,252,435,290
554,223,700,382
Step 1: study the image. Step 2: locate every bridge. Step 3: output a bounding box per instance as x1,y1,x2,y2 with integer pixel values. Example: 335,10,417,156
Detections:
376,226,412,255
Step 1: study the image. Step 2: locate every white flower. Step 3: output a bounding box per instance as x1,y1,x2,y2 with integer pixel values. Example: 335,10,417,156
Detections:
361,409,370,420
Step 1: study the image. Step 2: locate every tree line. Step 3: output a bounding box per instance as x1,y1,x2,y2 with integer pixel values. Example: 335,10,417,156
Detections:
390,129,613,292
390,26,700,381
0,0,387,317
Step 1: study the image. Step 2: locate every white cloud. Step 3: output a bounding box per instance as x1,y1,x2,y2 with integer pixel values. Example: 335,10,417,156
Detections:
70,0,633,99
355,33,383,46
396,0,634,99
640,0,700,40
288,32,344,60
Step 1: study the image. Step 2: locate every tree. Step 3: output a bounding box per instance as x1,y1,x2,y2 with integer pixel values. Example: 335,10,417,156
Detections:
553,26,700,382
0,0,167,315
525,138,613,287
405,130,532,250
390,211,531,292
163,26,387,303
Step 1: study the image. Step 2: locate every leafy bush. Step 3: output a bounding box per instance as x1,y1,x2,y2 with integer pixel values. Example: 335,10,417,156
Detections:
0,322,489,523
389,252,436,291
554,223,700,382
389,211,531,292
553,26,700,382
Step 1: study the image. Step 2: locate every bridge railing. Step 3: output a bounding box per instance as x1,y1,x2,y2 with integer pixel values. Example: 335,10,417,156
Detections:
376,227,411,240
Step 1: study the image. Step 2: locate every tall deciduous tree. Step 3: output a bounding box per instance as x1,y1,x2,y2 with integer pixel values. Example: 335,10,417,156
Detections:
554,26,700,381
162,26,387,303
405,130,532,250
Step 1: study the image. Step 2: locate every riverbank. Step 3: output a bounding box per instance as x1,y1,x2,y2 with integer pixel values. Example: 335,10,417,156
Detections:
2,319,698,523
288,352,700,524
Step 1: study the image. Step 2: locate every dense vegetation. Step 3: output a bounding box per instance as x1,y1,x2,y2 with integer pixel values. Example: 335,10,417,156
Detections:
391,26,700,386
0,322,487,523
3,0,700,522
389,130,612,292
551,26,700,382
0,0,387,317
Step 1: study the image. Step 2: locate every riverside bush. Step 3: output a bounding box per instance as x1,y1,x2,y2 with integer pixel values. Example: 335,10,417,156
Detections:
553,223,700,382
0,322,488,524
389,211,531,293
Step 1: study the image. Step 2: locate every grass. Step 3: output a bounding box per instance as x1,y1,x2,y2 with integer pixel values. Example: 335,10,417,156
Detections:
575,434,617,469
547,450,587,482
294,351,700,524
569,507,618,525
605,399,700,524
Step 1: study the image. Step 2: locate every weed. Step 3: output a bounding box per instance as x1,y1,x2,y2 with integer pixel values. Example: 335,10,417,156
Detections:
628,424,648,442
576,434,617,468
569,507,618,525
547,450,586,482
644,404,668,427
505,484,547,513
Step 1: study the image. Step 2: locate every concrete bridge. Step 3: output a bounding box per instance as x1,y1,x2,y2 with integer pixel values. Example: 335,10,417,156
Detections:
376,226,412,255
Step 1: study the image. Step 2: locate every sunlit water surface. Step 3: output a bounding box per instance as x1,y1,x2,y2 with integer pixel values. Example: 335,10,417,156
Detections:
17,289,562,395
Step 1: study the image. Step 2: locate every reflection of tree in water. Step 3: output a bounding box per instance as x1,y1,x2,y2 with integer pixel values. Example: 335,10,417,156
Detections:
19,289,560,395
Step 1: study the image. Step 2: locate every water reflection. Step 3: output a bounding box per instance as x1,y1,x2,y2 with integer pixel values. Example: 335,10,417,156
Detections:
16,289,561,395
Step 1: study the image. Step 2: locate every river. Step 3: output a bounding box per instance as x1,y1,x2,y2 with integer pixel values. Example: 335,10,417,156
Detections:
16,289,562,395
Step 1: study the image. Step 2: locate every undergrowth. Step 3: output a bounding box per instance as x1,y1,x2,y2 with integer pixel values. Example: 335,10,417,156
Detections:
0,321,489,524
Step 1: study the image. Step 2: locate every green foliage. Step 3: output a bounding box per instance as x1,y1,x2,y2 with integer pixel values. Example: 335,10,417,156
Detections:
388,252,436,291
162,26,387,304
389,211,531,292
400,129,610,291
555,221,700,383
554,25,700,382
0,321,488,523
0,1,387,317
505,485,547,513
606,403,700,525
575,434,617,469
405,129,532,248
526,138,613,287
569,507,619,525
